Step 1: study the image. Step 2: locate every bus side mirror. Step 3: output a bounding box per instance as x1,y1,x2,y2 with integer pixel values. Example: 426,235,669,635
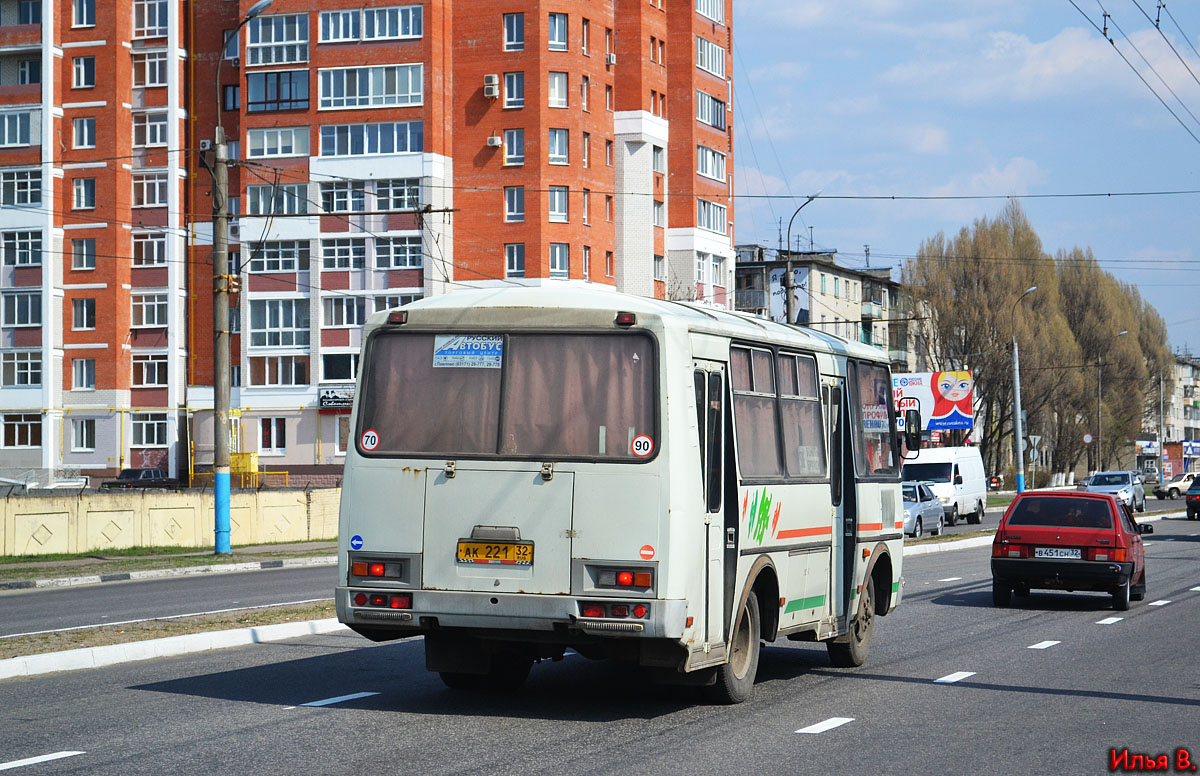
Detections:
903,409,921,456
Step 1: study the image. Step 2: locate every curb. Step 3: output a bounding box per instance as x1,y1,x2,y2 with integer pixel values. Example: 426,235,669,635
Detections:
0,555,338,592
0,618,349,681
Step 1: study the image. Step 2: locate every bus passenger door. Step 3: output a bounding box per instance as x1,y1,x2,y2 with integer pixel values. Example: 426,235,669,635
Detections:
825,378,856,626
693,362,727,647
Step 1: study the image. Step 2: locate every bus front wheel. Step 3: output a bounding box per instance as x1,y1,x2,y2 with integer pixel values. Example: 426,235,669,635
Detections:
703,593,761,704
827,576,875,668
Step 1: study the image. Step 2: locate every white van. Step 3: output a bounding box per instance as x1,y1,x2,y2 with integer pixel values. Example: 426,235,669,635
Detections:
901,446,988,526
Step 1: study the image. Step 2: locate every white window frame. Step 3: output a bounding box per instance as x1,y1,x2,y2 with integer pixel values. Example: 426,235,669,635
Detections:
319,9,359,42
247,13,309,66
696,36,726,78
503,128,524,165
653,200,665,228
318,64,423,109
72,297,95,331
253,356,308,386
504,72,524,108
3,231,41,266
73,56,95,88
17,60,40,85
322,352,360,383
247,183,308,215
363,6,423,40
260,416,287,453
549,243,569,278
548,12,568,51
1,170,41,206
320,182,366,213
72,116,95,149
697,144,726,181
0,111,31,148
318,121,423,156
132,232,167,266
654,253,665,281
697,198,727,234
504,13,524,51
247,127,309,158
373,294,419,312
2,414,42,448
1,351,40,387
697,90,726,130
548,128,568,165
73,178,95,209
322,296,367,327
132,50,168,87
504,186,524,222
375,236,422,269
72,357,95,390
249,299,310,347
72,418,96,451
72,237,95,270
321,238,367,270
132,171,169,207
2,292,41,327
696,0,724,24
133,111,168,147
548,186,568,223
132,353,169,386
548,71,568,108
131,293,169,327
74,0,96,27
376,178,420,211
505,243,525,278
133,0,168,38
131,412,168,447
248,240,309,273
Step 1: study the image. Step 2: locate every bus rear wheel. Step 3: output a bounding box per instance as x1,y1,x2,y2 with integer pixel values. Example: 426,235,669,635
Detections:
703,593,761,704
827,576,875,668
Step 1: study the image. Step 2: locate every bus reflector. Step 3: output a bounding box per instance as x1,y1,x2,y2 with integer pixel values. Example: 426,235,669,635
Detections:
581,603,605,618
351,562,368,576
354,593,367,606
610,604,629,617
617,571,634,586
633,604,648,618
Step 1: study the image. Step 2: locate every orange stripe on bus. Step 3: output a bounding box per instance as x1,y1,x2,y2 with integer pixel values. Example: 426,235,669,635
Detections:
777,526,833,539
857,523,885,532
895,521,904,529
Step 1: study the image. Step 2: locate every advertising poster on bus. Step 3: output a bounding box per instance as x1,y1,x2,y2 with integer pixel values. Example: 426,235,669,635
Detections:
893,371,975,431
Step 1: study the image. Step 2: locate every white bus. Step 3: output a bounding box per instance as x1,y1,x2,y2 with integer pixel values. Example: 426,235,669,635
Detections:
336,288,918,703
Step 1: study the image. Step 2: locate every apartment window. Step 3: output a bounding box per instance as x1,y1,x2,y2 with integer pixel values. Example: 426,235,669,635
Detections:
72,357,95,389
72,418,95,451
132,51,167,87
605,250,614,277
696,36,726,78
582,245,590,279
0,112,31,147
375,237,422,269
318,121,423,156
132,232,166,266
364,6,422,39
582,132,590,167
697,90,727,129
548,128,568,164
320,182,366,213
834,277,841,299
653,200,665,227
582,189,590,224
374,294,419,312
582,18,590,55
247,184,308,215
2,414,41,448
2,292,40,327
712,255,725,287
697,145,726,181
581,75,590,111
606,84,613,110
605,27,613,57
260,417,287,453
132,171,168,207
322,296,367,327
252,356,308,386
248,240,309,273
697,199,727,234
504,128,524,165
323,353,359,382
549,243,569,278
548,13,568,51
1,171,39,208
654,254,665,281
74,0,95,26
131,412,167,446
72,117,96,149
3,231,41,266
249,299,310,347
504,13,524,51
131,293,168,327
605,195,613,221
247,127,309,158
505,243,525,277
605,139,613,166
72,238,95,270
72,298,95,330
247,70,309,112
18,60,40,85
133,0,168,37
548,71,568,108
505,186,525,222
653,145,665,174
247,14,309,65
73,178,95,209
73,57,95,88
376,178,420,210
17,3,36,26
696,0,724,24
1,352,40,387
132,353,168,386
320,9,359,41
132,111,168,147
319,64,423,109
548,186,568,222
321,238,367,270
695,253,710,285
223,85,240,111
650,36,658,63
504,72,524,108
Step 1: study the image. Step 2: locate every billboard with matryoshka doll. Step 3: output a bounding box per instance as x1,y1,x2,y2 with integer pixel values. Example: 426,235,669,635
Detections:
893,370,974,431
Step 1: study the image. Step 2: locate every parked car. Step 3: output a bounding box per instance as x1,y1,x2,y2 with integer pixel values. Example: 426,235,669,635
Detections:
901,446,987,526
987,475,1004,491
1083,471,1145,512
100,468,179,489
1154,471,1196,500
902,481,944,538
1075,475,1092,490
1140,467,1160,486
991,492,1152,610
1186,478,1200,519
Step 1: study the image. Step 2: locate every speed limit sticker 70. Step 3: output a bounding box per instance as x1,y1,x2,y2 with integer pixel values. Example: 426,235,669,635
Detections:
360,429,380,452
631,434,654,457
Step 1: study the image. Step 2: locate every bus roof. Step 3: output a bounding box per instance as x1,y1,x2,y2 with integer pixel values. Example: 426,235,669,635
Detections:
369,286,890,363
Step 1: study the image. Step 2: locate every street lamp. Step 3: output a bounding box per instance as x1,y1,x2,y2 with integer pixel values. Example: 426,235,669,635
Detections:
1011,285,1037,493
210,0,273,555
1096,330,1129,472
782,192,820,324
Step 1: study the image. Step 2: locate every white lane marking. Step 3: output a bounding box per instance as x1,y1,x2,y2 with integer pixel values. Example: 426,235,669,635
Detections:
934,671,976,684
1096,617,1124,625
937,577,963,582
0,752,86,771
0,598,331,640
1028,640,1061,650
1148,600,1172,606
1191,586,1200,592
796,717,854,734
300,692,379,707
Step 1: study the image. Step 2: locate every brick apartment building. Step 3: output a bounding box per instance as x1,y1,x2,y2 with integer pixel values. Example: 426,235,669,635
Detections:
0,0,733,486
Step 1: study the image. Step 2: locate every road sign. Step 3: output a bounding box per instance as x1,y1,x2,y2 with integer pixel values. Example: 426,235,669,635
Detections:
1028,448,1040,462
1029,435,1042,449
1083,433,1094,444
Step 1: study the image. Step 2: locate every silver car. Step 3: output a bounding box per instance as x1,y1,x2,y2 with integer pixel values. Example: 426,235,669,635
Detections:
1085,470,1146,512
903,481,944,538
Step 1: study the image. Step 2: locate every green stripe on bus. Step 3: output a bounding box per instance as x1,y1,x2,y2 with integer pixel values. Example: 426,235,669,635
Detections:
784,595,826,613
892,581,900,593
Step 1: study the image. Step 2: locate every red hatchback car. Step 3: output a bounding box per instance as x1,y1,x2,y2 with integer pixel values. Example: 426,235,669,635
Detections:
991,492,1152,610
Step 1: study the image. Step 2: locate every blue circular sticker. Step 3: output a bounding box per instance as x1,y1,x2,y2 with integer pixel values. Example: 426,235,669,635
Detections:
350,535,364,550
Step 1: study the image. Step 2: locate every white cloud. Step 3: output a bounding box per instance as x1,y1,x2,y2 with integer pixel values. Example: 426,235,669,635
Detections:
896,123,951,155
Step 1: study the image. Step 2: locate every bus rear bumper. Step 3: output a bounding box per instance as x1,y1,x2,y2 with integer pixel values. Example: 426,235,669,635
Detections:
336,586,689,641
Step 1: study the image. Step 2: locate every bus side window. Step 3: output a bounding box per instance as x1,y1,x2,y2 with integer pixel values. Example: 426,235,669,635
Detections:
828,385,843,507
707,372,724,513
694,371,707,499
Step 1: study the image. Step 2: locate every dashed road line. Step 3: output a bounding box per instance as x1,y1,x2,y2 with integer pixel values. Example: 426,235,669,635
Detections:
299,692,379,708
0,752,85,771
1028,640,1060,650
1191,586,1200,592
937,577,963,582
1148,600,1172,606
1096,617,1124,625
796,717,854,734
934,671,976,684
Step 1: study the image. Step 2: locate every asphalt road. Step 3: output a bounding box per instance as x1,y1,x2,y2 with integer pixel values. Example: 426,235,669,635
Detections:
1,518,1196,775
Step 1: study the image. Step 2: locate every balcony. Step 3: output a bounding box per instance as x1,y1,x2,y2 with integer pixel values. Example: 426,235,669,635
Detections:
889,347,909,365
861,300,883,320
0,24,40,51
735,288,769,313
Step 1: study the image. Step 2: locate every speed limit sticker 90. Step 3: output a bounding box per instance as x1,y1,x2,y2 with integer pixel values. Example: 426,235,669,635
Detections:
360,429,380,452
631,434,654,457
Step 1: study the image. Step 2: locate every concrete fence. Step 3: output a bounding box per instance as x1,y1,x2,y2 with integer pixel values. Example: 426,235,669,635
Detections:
1,488,341,557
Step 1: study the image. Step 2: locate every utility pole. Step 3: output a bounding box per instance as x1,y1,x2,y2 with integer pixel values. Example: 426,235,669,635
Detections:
784,193,820,325
1159,373,1165,482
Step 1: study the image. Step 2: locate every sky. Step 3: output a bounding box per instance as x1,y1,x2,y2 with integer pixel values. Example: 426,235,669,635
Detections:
731,0,1200,353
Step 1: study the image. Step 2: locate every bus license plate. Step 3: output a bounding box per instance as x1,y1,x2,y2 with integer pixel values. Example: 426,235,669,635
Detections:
1034,547,1081,559
456,540,534,566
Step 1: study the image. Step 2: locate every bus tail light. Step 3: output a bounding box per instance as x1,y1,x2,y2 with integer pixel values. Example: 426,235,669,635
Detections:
386,310,408,325
610,604,629,617
354,593,367,606
597,567,654,589
614,311,637,327
581,603,605,618
633,604,648,618
389,594,412,610
617,571,633,586
369,563,386,577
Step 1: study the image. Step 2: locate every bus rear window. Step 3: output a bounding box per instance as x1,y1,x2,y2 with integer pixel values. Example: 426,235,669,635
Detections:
358,332,655,460
1006,497,1113,529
